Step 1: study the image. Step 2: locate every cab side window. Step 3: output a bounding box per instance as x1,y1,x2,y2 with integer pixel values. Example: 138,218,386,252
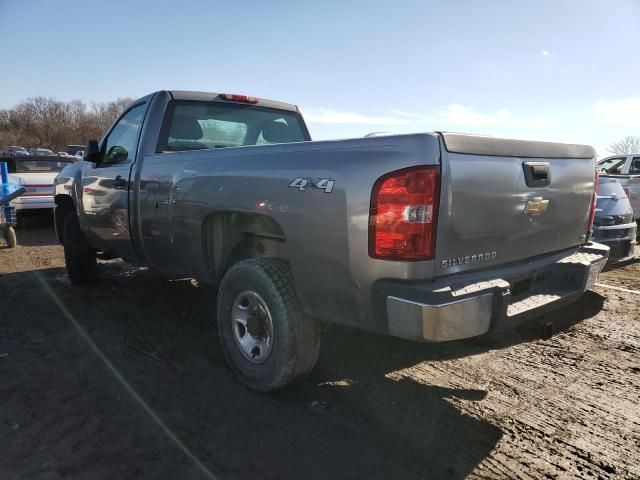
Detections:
101,104,146,164
630,157,640,174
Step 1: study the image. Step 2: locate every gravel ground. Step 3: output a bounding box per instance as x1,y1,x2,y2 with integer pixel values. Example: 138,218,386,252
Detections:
0,213,638,479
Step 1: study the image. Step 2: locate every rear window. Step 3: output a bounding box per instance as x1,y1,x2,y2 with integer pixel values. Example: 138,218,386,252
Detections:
9,158,74,173
158,101,308,152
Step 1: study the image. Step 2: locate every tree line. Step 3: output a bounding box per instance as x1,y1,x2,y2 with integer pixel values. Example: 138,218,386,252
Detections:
608,136,640,156
0,97,132,152
1,96,639,156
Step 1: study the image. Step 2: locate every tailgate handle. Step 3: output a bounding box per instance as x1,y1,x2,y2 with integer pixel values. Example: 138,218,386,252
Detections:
523,162,550,187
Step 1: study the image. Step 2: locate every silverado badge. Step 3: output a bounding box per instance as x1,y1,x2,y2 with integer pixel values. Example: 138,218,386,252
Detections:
441,251,497,269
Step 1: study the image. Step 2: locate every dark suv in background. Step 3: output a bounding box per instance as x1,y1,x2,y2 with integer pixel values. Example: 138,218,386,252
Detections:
1,146,29,156
593,177,637,263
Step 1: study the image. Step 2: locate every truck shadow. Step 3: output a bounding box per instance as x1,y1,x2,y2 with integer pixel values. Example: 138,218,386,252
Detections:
310,289,605,369
0,263,602,479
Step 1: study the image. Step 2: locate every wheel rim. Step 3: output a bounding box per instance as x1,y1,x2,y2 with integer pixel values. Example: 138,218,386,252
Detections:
230,290,274,364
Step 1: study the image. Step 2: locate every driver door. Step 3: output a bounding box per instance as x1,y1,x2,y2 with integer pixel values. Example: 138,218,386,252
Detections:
82,103,147,260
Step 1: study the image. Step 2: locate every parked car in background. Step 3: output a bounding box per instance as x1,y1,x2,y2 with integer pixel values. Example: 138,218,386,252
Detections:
598,154,640,233
57,151,75,158
28,147,56,156
54,90,608,391
593,177,636,263
66,144,85,156
1,146,29,156
6,156,75,220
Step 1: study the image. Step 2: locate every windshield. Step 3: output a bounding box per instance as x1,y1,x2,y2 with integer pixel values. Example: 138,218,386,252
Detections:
159,101,309,152
12,158,73,173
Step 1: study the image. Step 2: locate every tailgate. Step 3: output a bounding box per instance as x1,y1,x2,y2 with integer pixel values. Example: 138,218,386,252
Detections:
434,133,596,277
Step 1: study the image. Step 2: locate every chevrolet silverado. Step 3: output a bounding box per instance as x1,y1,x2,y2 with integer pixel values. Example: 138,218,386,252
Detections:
54,90,608,391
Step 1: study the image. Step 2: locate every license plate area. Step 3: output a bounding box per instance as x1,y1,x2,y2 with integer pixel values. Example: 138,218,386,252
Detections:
510,278,532,300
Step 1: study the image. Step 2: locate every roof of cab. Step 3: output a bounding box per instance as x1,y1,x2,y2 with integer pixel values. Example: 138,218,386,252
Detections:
166,90,299,112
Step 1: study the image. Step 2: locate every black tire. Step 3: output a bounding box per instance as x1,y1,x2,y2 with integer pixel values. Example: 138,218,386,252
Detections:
217,258,321,392
63,212,97,285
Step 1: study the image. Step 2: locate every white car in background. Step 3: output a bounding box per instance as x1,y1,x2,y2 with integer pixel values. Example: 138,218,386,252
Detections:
6,156,76,218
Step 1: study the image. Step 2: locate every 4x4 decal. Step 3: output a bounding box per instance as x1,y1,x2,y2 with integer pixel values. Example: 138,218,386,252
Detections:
289,177,335,193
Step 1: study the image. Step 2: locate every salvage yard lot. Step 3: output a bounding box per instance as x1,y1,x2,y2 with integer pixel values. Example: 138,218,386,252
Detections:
1,216,639,480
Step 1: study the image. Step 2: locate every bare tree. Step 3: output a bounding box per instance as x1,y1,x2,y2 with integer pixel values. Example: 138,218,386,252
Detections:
0,96,133,152
608,136,640,155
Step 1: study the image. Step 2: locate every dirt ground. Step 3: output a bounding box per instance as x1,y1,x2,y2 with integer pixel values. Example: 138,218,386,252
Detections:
1,213,639,480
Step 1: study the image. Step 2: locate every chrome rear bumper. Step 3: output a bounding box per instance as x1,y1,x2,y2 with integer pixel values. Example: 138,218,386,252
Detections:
381,243,608,342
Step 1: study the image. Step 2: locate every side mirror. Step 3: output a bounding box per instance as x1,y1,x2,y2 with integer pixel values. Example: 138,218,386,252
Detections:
84,139,100,163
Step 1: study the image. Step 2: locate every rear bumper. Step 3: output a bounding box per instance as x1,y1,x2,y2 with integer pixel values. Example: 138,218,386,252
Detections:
592,222,636,263
375,242,609,342
12,196,54,210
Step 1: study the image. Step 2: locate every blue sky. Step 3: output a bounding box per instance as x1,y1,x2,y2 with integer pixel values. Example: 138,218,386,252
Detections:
1,0,639,155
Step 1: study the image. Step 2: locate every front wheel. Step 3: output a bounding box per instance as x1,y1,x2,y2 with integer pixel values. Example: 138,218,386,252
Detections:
217,258,321,392
63,213,97,285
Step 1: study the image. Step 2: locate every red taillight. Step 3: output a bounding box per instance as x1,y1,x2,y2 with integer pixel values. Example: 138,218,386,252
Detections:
22,184,53,197
369,166,440,260
588,171,599,232
219,93,258,104
83,187,107,196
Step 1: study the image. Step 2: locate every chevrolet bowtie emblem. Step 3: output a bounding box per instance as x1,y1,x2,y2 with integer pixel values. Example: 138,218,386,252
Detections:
524,197,550,216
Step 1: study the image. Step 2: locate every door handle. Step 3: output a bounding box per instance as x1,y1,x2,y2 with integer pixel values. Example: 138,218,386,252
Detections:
522,162,551,187
113,175,127,188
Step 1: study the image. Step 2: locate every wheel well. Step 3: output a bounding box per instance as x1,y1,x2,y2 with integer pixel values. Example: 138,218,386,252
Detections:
54,194,75,244
202,212,286,282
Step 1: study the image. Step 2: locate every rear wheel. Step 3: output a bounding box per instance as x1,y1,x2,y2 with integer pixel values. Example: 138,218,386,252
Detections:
217,258,321,391
63,213,97,285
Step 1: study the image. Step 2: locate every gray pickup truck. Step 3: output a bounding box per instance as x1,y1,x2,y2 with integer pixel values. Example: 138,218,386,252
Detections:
54,90,608,391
